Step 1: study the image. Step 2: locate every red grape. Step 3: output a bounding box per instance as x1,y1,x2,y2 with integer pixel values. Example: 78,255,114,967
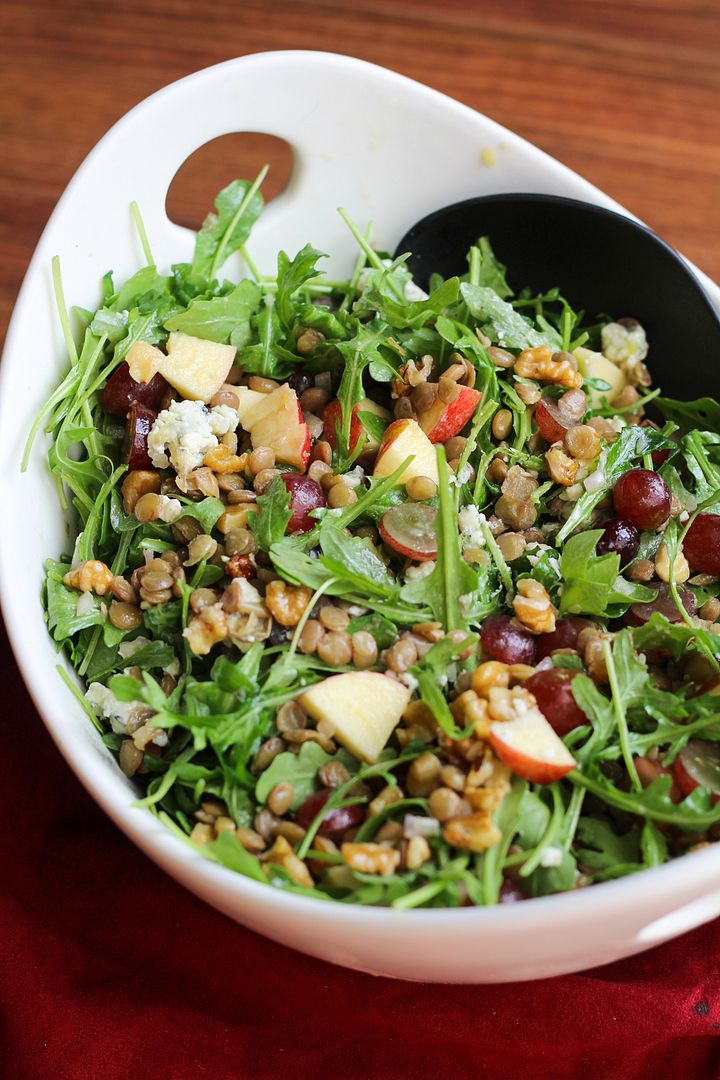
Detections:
294,789,365,835
536,617,591,660
499,880,527,903
596,517,640,565
281,473,326,532
379,503,437,561
125,403,156,471
100,361,168,416
683,513,720,576
672,740,720,801
613,469,671,531
525,669,588,736
480,615,537,665
625,582,696,626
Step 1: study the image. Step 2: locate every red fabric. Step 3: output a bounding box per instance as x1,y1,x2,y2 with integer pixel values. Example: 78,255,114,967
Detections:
2,622,720,1080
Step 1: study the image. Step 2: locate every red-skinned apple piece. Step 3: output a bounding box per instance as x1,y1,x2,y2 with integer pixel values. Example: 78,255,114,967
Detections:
417,385,481,444
489,709,576,784
373,419,439,485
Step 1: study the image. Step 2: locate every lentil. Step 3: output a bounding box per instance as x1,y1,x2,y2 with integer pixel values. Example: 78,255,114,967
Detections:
406,475,438,501
317,631,353,666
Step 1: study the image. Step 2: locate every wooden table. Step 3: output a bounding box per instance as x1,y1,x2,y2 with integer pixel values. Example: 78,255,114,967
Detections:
1,0,719,345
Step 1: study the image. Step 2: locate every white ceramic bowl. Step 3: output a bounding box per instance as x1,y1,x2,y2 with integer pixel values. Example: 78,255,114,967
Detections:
3,51,720,984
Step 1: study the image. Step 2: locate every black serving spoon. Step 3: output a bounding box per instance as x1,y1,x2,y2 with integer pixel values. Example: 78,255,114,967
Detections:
394,194,720,399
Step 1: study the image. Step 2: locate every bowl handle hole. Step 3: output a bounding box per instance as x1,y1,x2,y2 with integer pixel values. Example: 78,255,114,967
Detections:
165,132,294,231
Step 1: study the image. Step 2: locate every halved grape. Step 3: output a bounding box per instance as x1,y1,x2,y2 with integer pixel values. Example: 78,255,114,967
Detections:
499,880,527,903
379,503,437,561
125,403,156,471
625,582,696,626
525,669,587,736
634,755,682,802
535,397,572,443
294,789,364,835
100,361,168,416
596,517,640,565
536,617,591,660
684,513,720,576
480,615,537,665
673,740,720,801
613,468,671,531
281,473,326,532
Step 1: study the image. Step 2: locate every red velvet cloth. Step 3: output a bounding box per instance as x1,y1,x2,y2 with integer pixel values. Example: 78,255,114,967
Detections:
2,623,720,1080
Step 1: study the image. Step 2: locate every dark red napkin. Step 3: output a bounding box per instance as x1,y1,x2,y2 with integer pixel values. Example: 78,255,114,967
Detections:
2,622,719,1080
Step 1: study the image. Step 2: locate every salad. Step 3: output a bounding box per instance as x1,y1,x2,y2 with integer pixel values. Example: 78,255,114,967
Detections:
33,174,720,908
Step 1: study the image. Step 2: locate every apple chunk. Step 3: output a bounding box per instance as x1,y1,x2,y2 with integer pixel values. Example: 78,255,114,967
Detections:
245,383,310,469
158,332,236,402
126,340,165,384
417,384,481,444
324,398,392,453
299,672,411,764
574,347,626,408
235,386,266,429
372,419,439,485
489,708,576,785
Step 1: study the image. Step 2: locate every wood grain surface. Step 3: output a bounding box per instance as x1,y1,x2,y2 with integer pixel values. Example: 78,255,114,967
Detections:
1,0,719,342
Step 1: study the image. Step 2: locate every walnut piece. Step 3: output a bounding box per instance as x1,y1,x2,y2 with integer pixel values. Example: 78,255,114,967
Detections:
514,345,583,389
265,579,313,627
513,578,557,633
546,446,579,487
183,603,229,655
443,812,501,852
341,842,401,876
63,560,113,595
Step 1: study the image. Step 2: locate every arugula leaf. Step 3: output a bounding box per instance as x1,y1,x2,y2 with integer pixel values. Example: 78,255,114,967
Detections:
570,764,720,830
255,741,346,809
89,308,128,343
400,447,479,629
469,236,513,299
164,280,261,343
346,613,398,649
558,530,618,616
460,282,561,350
191,178,265,282
575,818,641,871
656,395,720,434
204,830,267,882
45,569,107,642
250,476,292,551
275,244,326,332
175,497,226,534
319,524,396,596
632,612,720,661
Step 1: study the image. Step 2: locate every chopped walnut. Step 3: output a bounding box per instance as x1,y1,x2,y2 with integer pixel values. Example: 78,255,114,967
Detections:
514,345,583,389
183,603,229,656
261,835,314,888
513,578,557,633
176,466,220,498
391,354,434,397
405,835,432,870
63,560,113,595
203,445,247,473
443,812,501,852
265,579,313,627
221,578,273,647
546,446,579,487
341,842,401,876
